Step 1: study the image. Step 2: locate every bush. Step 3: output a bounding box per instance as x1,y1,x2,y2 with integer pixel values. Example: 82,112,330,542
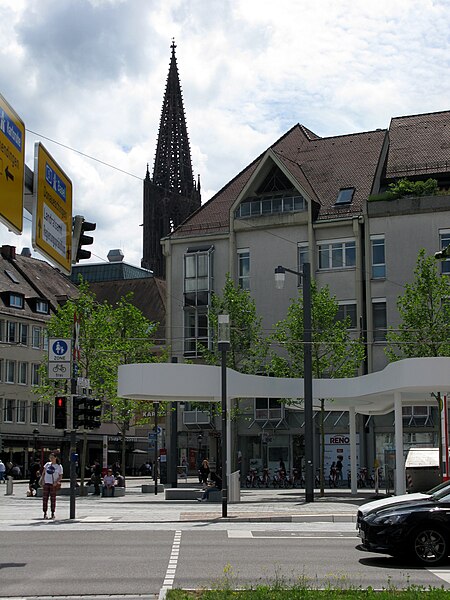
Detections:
368,178,438,202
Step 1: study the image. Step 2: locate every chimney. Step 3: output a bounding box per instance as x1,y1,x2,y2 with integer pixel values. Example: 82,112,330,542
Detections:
21,247,32,258
1,245,16,260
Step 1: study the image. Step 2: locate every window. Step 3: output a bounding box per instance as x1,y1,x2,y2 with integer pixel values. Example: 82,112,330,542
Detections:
298,243,309,281
16,400,26,423
318,239,356,270
336,302,357,329
184,248,213,356
403,405,431,426
255,398,283,421
0,358,3,381
5,360,15,383
7,321,17,343
371,236,386,279
42,403,50,425
31,401,39,424
35,300,49,314
31,363,40,386
0,319,4,342
3,399,14,422
235,194,306,218
439,231,450,275
43,332,49,351
335,187,355,205
32,327,41,349
18,362,27,385
237,249,250,290
19,323,28,345
184,308,209,356
372,299,387,341
10,293,24,308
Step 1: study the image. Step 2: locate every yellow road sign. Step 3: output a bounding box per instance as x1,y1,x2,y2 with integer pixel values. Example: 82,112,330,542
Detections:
0,94,25,234
32,142,73,274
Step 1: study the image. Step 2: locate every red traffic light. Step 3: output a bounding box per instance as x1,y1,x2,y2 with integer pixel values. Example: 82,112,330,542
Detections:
56,396,64,408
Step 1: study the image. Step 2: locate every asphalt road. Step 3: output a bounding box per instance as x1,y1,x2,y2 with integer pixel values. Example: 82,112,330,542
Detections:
2,529,450,598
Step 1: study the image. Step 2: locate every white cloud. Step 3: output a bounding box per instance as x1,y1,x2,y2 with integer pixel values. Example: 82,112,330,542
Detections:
0,0,449,267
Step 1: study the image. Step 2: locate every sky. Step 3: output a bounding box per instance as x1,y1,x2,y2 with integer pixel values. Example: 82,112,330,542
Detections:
1,0,449,270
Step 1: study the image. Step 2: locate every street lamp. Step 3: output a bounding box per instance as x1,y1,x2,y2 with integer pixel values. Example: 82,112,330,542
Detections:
274,263,314,503
32,428,39,457
218,313,230,518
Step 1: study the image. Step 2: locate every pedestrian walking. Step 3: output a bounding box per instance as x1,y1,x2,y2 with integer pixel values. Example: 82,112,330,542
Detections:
91,460,102,495
41,452,63,519
0,459,5,483
199,459,210,486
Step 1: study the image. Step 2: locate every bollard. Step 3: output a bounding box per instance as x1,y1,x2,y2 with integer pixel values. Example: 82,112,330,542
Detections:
5,475,13,495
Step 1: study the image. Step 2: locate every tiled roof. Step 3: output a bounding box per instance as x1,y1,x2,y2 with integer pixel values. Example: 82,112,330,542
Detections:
387,110,450,179
172,124,387,236
88,278,166,343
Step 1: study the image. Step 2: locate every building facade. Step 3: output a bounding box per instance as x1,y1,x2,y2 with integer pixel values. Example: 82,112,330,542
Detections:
163,110,450,479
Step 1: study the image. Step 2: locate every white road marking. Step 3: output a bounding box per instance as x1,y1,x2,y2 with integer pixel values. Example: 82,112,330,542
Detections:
161,530,182,590
228,530,253,538
427,569,450,584
227,530,357,539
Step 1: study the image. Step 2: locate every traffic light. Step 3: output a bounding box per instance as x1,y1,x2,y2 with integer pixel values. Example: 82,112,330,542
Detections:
72,395,102,430
83,397,102,429
72,395,85,429
72,215,96,263
54,396,67,429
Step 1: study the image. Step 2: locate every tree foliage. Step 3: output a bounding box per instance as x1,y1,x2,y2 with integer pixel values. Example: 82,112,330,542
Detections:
200,274,269,373
269,282,365,380
386,249,450,361
36,281,165,424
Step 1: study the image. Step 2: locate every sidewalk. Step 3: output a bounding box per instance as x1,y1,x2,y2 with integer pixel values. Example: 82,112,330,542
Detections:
0,477,381,524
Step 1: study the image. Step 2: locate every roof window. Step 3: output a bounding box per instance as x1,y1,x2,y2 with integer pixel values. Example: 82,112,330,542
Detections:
335,188,355,205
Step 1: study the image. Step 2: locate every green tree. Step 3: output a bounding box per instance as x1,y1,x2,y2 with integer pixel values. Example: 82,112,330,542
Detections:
386,248,450,360
36,281,164,482
386,249,450,477
199,274,269,470
269,282,365,495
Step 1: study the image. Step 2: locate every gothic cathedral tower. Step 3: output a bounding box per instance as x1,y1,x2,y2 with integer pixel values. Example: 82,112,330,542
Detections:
142,41,201,276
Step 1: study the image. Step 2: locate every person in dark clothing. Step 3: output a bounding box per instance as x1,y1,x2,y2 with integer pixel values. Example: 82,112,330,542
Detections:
198,471,222,501
199,459,210,486
28,459,41,496
91,460,102,495
335,456,343,486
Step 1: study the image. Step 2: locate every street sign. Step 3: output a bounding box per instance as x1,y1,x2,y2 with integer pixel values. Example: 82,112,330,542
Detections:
0,94,25,234
48,338,72,380
32,142,73,274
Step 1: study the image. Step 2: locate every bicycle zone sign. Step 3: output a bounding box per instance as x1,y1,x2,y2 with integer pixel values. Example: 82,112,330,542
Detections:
48,338,72,379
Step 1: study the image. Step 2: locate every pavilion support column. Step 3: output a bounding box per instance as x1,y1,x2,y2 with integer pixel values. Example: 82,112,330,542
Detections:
394,392,405,495
349,406,358,495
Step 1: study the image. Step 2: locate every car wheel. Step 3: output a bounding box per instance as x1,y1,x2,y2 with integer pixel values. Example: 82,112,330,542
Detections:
413,527,448,566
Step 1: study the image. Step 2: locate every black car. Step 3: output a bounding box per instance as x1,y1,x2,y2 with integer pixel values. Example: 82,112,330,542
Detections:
358,485,450,566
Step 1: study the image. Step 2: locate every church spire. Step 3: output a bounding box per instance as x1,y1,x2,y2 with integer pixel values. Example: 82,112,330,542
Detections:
142,41,201,278
152,39,195,197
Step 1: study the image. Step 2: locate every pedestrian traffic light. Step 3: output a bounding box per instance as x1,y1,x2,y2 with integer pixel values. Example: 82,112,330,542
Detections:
72,215,96,263
54,396,67,429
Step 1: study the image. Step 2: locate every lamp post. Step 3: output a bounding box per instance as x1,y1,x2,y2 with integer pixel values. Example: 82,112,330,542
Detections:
275,263,314,503
218,313,230,518
32,428,39,458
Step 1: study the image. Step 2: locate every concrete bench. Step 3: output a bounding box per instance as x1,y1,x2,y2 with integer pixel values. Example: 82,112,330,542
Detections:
87,485,125,497
205,488,221,502
36,487,76,497
141,484,164,493
164,487,202,500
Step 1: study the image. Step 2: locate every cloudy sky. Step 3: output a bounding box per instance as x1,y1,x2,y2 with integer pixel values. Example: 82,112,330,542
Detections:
1,0,449,269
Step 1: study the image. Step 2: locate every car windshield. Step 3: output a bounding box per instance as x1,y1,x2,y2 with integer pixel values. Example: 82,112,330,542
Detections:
427,480,450,494
431,487,450,502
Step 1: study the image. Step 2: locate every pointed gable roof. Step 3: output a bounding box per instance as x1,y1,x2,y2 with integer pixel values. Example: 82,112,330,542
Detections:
171,123,387,237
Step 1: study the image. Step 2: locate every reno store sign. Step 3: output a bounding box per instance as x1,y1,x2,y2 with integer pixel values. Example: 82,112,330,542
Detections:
323,433,360,481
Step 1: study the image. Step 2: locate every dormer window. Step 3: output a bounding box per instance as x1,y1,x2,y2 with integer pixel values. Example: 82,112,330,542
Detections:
35,300,49,314
9,293,24,309
335,187,355,205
